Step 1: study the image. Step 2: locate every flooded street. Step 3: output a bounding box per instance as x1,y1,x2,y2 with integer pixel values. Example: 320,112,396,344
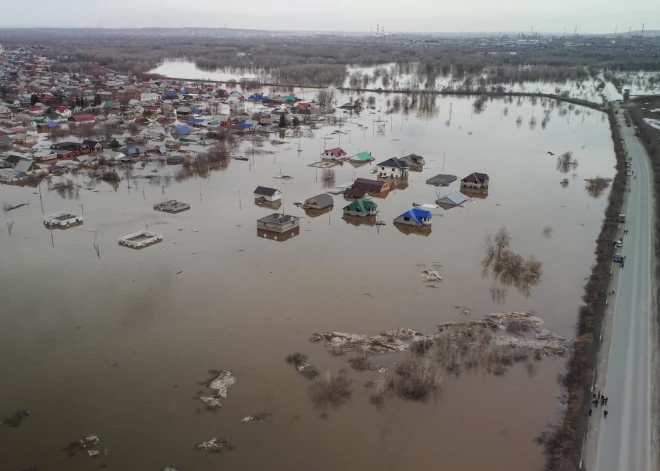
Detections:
0,94,615,470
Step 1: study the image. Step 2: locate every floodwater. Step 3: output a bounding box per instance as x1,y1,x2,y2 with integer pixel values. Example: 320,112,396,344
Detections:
0,93,615,470
149,60,619,102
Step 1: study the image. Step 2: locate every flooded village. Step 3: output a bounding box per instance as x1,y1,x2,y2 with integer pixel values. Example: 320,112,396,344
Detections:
0,43,620,471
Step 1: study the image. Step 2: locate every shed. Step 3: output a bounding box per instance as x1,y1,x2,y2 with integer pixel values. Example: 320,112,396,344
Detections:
15,159,40,174
436,191,468,207
303,193,334,210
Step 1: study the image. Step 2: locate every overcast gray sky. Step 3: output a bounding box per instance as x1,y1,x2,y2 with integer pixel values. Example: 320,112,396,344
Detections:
2,0,658,33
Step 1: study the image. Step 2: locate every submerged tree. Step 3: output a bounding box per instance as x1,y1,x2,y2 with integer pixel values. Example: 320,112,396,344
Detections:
556,151,579,173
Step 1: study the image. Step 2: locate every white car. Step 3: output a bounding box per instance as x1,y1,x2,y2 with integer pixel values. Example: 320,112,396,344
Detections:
627,170,633,176
616,239,623,248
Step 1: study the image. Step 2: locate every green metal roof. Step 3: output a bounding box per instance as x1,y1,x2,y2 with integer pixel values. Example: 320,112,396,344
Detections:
345,198,377,213
355,151,373,161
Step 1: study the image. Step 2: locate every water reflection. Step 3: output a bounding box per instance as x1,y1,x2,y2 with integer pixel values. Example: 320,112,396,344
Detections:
584,177,611,199
304,206,333,218
257,226,300,242
341,215,378,227
394,224,432,237
556,152,579,174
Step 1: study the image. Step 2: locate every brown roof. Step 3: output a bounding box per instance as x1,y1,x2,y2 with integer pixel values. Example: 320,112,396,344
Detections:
344,188,367,198
462,172,489,183
352,178,387,192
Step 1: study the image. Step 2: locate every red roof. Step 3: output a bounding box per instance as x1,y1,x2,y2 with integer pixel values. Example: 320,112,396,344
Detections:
324,147,347,158
297,103,311,109
55,106,68,113
71,114,96,122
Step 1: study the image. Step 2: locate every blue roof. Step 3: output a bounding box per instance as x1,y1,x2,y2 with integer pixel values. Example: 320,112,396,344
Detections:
248,93,265,100
187,118,205,124
173,124,192,134
400,207,432,226
45,120,56,128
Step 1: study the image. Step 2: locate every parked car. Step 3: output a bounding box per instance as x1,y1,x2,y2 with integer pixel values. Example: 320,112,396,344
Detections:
613,252,622,263
616,239,623,248
627,170,633,176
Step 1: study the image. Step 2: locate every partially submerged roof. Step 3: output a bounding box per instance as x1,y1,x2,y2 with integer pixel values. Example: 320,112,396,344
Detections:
426,174,457,186
254,186,279,196
353,151,373,161
436,191,468,207
353,178,387,192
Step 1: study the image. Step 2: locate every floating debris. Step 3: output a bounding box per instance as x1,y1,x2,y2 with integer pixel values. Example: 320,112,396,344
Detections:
240,412,271,423
285,352,319,379
196,437,233,453
62,435,102,457
422,270,442,282
1,409,31,427
197,370,237,410
454,306,472,316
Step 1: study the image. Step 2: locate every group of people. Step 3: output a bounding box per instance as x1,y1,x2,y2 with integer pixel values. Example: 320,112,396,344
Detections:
590,392,609,418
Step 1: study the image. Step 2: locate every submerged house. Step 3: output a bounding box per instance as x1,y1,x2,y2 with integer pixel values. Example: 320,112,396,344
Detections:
436,191,468,207
394,207,432,226
254,186,282,202
461,172,490,189
322,147,347,161
400,153,425,171
343,198,378,217
302,193,334,210
350,151,374,163
377,157,409,179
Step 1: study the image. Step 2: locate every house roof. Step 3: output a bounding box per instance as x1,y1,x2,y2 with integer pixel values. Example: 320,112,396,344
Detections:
399,207,432,226
71,114,95,122
82,140,100,147
254,186,279,197
353,178,387,192
462,172,489,183
305,193,334,209
436,191,468,206
344,188,367,198
15,159,38,173
324,147,347,157
378,157,409,169
354,151,373,161
344,198,377,212
0,135,12,144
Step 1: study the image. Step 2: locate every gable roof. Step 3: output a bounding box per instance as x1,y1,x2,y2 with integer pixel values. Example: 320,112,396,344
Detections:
254,186,279,197
324,147,347,158
344,198,377,212
354,151,373,161
353,178,387,192
378,157,409,169
305,193,334,209
462,172,489,183
399,207,432,226
436,191,468,206
15,159,38,173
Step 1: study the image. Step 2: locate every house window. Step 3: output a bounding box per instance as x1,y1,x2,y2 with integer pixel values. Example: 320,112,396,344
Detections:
404,217,410,221
381,167,385,170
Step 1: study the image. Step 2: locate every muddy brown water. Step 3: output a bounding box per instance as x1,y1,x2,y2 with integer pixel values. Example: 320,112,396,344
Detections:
0,94,615,470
